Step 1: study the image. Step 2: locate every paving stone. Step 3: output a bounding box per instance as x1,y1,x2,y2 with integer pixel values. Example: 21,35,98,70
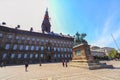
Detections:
0,61,120,80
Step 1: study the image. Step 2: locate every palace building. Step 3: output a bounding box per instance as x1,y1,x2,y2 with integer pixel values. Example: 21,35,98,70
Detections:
0,9,74,64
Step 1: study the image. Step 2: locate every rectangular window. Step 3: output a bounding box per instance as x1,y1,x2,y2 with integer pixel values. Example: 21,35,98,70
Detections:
54,47,56,51
37,38,39,41
13,44,17,50
36,46,39,51
16,36,19,40
48,47,50,51
30,54,33,58
41,54,43,58
41,46,44,51
65,54,67,58
25,45,29,50
61,54,64,58
68,54,70,58
54,54,56,58
35,54,38,58
18,54,22,58
32,38,35,41
0,33,3,37
58,48,60,52
5,44,10,50
19,45,23,50
27,37,30,40
8,34,12,38
31,46,34,50
2,53,7,59
64,48,66,52
22,36,25,40
58,54,60,58
24,54,28,58
11,54,15,59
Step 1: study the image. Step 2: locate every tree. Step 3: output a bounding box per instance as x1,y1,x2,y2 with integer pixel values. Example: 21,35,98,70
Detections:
108,49,117,59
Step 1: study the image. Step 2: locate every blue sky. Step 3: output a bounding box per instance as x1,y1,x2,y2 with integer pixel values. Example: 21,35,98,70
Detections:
50,0,120,49
0,0,120,49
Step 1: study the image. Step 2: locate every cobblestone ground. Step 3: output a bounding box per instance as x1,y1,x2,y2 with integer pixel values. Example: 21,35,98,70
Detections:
0,61,120,80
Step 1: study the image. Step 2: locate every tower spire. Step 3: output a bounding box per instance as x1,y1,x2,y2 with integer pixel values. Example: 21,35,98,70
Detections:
41,8,51,33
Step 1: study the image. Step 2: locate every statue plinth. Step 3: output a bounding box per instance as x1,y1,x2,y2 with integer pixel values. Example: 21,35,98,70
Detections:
72,43,93,62
69,44,113,70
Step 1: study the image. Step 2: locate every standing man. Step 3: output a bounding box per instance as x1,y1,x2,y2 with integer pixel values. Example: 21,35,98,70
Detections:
62,59,64,67
65,59,68,67
25,61,29,72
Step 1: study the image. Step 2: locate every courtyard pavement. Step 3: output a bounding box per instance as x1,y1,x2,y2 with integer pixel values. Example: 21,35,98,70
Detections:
0,61,120,80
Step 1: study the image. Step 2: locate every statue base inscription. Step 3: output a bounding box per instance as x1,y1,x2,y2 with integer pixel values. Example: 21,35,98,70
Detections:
69,44,113,70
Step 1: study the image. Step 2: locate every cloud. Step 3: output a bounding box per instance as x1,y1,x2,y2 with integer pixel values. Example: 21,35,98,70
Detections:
91,15,120,48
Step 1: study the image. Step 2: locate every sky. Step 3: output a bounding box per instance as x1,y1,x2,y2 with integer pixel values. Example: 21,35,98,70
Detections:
0,0,120,50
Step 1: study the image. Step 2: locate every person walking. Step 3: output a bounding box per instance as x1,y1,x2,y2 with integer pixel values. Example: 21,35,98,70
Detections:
62,60,64,67
65,60,67,67
25,61,29,72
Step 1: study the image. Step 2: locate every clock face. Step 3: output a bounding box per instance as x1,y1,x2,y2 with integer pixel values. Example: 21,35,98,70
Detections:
75,50,81,56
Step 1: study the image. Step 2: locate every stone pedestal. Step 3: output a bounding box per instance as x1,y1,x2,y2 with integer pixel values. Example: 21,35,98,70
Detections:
69,44,113,70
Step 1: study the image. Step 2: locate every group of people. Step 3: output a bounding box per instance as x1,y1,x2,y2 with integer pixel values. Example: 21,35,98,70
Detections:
1,60,68,71
62,59,68,67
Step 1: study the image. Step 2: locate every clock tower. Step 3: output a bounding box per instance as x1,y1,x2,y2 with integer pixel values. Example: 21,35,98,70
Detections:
41,8,51,33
